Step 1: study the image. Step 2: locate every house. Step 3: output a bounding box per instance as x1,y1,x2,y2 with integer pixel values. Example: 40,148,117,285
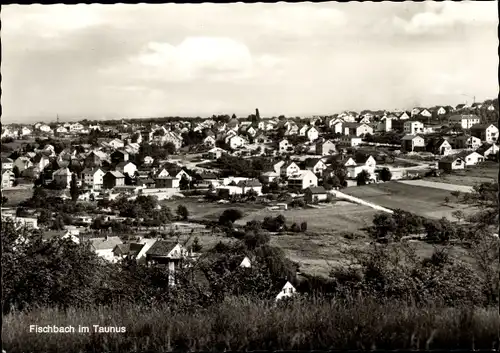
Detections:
455,151,484,166
438,156,465,172
476,143,499,159
13,157,33,173
39,124,52,133
316,140,336,156
145,241,191,286
436,107,447,115
305,126,319,142
453,135,482,150
419,109,432,118
237,179,263,195
276,281,297,301
288,170,318,190
304,158,327,176
304,186,329,203
43,230,80,244
82,168,105,190
397,112,410,120
345,155,377,179
411,108,421,117
1,170,15,188
403,120,424,135
103,171,125,189
325,117,343,129
143,156,154,165
31,154,51,171
401,135,425,152
298,124,310,136
69,123,85,132
470,124,498,144
110,150,129,164
116,161,137,177
254,132,272,144
280,161,301,178
260,171,280,184
90,236,124,263
336,135,363,147
203,135,216,147
376,117,393,132
331,120,344,134
486,104,496,111
240,256,252,268
112,243,147,261
448,114,481,130
53,167,72,188
206,147,225,160
278,139,293,154
342,123,373,137
427,138,453,156
55,126,68,134
228,135,246,150
155,177,180,189
1,157,13,170
21,127,32,136
227,118,240,131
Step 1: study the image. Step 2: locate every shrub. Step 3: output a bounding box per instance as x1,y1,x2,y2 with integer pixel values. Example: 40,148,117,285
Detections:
219,209,243,224
300,221,308,232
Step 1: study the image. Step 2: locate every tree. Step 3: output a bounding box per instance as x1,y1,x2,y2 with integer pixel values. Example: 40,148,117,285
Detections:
219,209,243,224
179,175,190,190
176,205,189,221
300,221,308,232
379,167,392,182
163,142,176,155
13,166,20,179
70,173,79,202
51,214,65,230
38,209,51,225
192,237,202,252
356,170,371,186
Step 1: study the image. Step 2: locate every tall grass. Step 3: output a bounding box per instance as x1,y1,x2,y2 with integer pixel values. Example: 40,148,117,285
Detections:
3,296,498,352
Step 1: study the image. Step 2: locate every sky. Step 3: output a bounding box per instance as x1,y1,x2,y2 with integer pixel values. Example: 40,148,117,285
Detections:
1,1,498,123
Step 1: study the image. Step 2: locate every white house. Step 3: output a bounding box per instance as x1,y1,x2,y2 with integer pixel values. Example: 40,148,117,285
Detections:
39,124,52,133
304,159,328,176
401,135,425,152
276,281,297,301
228,135,245,150
280,161,301,178
240,256,252,268
398,112,411,120
2,157,14,170
69,123,85,132
419,109,432,118
108,139,125,149
453,135,482,150
437,107,447,115
376,117,392,132
116,161,137,177
143,156,154,165
288,170,318,190
477,143,499,159
1,170,15,188
56,126,68,134
13,157,33,173
470,124,498,144
82,168,106,190
278,139,292,154
448,114,481,130
344,155,377,179
90,236,124,263
403,121,424,135
305,126,319,142
456,151,485,166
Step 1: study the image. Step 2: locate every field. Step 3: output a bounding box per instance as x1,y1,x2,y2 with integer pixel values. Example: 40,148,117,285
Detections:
424,161,498,187
344,181,479,220
1,187,33,207
161,197,265,221
236,201,378,234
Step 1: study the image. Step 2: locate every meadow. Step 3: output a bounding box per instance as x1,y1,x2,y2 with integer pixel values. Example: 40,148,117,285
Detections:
1,187,33,207
3,297,498,352
424,161,498,187
344,181,479,220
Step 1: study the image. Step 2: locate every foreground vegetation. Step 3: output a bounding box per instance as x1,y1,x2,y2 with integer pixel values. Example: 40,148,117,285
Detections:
3,297,499,352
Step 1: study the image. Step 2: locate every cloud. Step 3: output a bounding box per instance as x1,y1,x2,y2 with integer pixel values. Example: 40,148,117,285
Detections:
393,1,497,35
100,36,286,84
2,4,104,38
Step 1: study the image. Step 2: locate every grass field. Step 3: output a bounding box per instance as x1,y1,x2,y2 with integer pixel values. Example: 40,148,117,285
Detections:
236,201,378,234
161,197,265,221
1,187,33,207
344,181,479,220
423,161,498,187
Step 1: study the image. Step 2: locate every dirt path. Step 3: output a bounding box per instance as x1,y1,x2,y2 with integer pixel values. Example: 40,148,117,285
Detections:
398,180,474,193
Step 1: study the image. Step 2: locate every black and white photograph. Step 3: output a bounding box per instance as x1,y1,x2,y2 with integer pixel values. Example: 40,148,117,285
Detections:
1,1,499,352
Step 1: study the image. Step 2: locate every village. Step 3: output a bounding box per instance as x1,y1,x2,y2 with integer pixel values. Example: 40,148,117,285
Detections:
1,99,499,299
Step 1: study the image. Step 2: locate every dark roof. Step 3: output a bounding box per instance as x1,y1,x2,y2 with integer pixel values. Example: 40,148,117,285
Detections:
304,158,323,168
476,143,494,154
1,157,13,163
201,173,218,179
114,243,144,255
354,155,371,164
306,186,328,194
470,123,497,130
146,240,180,257
439,155,464,163
237,179,262,187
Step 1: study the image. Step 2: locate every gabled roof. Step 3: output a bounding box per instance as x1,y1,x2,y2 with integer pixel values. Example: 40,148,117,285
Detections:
237,179,262,187
146,240,182,257
304,158,324,168
401,134,423,141
1,157,13,163
354,154,372,164
439,155,465,163
90,236,123,250
470,123,497,130
306,186,328,194
106,171,125,178
449,114,480,121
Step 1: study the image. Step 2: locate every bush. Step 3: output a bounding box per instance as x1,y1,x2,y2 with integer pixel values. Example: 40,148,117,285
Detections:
219,209,243,224
300,221,308,232
290,223,300,233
